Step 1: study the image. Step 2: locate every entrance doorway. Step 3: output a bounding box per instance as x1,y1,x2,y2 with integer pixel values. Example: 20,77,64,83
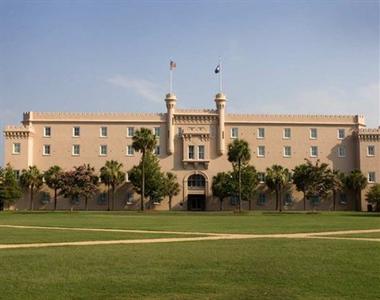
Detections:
187,194,206,211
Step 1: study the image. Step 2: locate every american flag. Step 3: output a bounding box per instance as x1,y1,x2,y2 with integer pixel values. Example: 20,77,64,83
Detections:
170,60,176,70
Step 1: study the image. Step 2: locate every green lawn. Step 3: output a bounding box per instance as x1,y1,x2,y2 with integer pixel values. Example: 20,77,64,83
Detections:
0,211,379,299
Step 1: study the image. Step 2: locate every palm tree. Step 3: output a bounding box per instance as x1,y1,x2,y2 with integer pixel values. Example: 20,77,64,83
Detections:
265,165,291,212
345,169,367,211
163,172,180,211
100,160,126,211
227,139,251,212
44,165,63,210
331,170,344,211
20,166,44,210
292,163,312,210
132,128,157,211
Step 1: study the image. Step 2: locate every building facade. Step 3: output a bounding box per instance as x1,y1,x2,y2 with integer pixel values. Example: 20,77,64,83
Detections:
3,93,380,211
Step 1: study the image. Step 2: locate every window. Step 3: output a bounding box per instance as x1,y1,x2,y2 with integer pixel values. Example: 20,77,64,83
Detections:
44,127,51,137
310,128,317,139
12,143,21,154
368,172,376,183
257,128,265,139
154,145,160,155
258,172,265,183
187,174,205,188
127,127,134,137
283,146,291,157
338,129,345,139
337,146,346,158
339,193,347,205
310,146,318,157
177,127,183,136
73,127,80,137
231,128,238,139
100,145,107,156
257,146,265,157
154,127,160,138
97,193,107,205
258,193,266,205
188,145,195,159
43,145,51,156
127,145,134,156
283,128,291,139
72,144,80,156
198,145,205,160
100,127,108,137
367,145,375,156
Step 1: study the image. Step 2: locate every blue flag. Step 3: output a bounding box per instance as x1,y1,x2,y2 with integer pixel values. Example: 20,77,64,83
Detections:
214,64,221,74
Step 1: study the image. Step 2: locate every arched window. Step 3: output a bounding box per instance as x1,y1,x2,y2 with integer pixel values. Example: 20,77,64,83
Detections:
188,174,205,188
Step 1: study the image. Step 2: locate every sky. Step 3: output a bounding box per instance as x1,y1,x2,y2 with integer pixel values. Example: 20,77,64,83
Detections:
0,0,379,166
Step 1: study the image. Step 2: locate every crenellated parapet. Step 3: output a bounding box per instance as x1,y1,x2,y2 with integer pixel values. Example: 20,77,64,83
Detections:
357,128,380,141
3,126,33,139
226,113,365,126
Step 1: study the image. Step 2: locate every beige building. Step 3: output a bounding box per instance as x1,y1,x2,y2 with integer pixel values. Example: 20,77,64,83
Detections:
3,93,380,211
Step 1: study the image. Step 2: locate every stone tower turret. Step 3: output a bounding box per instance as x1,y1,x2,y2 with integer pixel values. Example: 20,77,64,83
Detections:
215,92,226,155
165,93,176,155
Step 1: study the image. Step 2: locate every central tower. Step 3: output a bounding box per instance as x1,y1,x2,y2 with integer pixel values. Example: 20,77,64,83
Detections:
165,93,176,155
215,92,227,155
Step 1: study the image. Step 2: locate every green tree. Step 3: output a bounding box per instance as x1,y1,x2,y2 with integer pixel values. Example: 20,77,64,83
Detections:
60,165,99,210
227,139,251,212
231,165,259,210
265,165,291,212
345,169,367,211
132,128,157,211
44,165,64,210
0,164,22,209
331,170,344,211
366,184,380,212
163,172,180,211
129,152,164,208
100,160,126,211
212,172,233,211
292,163,312,210
20,166,44,210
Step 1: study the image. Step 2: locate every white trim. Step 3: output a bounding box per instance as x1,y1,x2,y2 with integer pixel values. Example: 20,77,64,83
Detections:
257,128,265,139
257,146,265,157
283,146,291,157
42,144,51,156
126,145,134,156
367,145,375,157
310,146,318,157
100,126,108,138
43,126,51,138
337,129,345,140
99,145,107,156
72,126,80,137
283,128,291,139
127,127,134,137
368,172,376,183
72,144,80,156
337,146,346,158
309,128,317,139
12,143,21,155
230,127,238,139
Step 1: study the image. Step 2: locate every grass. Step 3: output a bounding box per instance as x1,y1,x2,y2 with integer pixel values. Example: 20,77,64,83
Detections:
0,211,379,234
0,211,379,299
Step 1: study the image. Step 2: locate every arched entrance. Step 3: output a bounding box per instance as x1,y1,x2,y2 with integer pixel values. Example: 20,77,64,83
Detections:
184,172,208,211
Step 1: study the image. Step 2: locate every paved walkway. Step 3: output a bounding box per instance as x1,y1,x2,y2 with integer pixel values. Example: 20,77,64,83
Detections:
0,225,379,250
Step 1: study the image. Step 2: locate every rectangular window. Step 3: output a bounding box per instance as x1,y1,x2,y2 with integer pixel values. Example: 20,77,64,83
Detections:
283,128,291,139
44,127,51,137
100,145,107,156
127,127,134,137
72,144,80,156
154,127,160,138
198,145,205,160
73,127,80,137
177,127,183,136
127,145,134,156
154,145,160,155
310,128,317,139
12,143,21,154
188,145,195,159
257,146,265,157
257,128,265,139
337,146,346,157
258,172,265,183
258,193,266,205
100,127,108,137
338,129,345,139
368,172,376,183
367,145,375,156
231,128,238,139
43,145,51,156
310,146,318,157
283,146,291,157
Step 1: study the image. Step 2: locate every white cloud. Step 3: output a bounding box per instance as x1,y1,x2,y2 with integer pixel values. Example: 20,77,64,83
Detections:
107,75,163,103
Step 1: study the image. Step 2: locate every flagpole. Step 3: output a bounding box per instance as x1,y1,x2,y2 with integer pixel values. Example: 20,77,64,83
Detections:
219,57,223,93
